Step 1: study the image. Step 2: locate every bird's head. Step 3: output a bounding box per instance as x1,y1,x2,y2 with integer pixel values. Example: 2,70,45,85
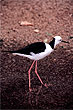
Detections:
54,36,69,47
54,36,62,46
44,36,69,49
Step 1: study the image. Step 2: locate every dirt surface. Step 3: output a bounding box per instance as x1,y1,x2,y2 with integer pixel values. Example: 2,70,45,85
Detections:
1,0,73,109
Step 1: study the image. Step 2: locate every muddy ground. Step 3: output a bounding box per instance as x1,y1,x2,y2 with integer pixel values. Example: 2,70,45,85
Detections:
1,0,73,109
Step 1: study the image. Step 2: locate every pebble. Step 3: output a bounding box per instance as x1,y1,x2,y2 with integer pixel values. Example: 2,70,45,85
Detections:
19,21,33,26
34,29,39,33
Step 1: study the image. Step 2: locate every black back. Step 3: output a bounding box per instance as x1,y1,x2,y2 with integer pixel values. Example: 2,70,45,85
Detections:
11,42,46,55
49,38,55,49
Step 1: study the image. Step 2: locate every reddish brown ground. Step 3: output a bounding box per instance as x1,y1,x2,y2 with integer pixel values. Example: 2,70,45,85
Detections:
1,0,73,109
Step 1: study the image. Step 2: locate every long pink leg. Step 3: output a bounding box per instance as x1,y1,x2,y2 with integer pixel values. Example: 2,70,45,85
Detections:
28,60,35,91
35,61,48,88
35,61,44,85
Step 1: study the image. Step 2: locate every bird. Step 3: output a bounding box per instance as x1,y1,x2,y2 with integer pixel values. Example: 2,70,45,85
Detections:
3,36,68,91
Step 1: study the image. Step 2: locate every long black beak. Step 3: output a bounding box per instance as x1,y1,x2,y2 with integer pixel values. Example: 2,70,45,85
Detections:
61,40,69,43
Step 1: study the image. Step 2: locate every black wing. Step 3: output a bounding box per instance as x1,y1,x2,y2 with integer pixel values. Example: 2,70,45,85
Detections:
49,38,55,49
9,42,46,55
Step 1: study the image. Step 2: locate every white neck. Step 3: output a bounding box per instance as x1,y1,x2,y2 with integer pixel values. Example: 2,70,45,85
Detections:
54,40,60,48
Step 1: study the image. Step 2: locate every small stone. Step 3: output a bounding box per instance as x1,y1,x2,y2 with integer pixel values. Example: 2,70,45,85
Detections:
34,29,39,33
43,38,49,43
53,59,56,61
19,21,33,26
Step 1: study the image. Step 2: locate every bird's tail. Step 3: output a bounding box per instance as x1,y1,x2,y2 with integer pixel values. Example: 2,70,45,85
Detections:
2,50,14,53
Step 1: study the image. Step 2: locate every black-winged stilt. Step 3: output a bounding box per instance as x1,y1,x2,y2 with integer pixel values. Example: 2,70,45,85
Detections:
3,36,68,91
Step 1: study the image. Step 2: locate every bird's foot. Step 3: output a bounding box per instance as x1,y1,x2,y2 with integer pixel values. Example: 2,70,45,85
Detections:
44,83,48,88
44,83,52,88
29,88,32,92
